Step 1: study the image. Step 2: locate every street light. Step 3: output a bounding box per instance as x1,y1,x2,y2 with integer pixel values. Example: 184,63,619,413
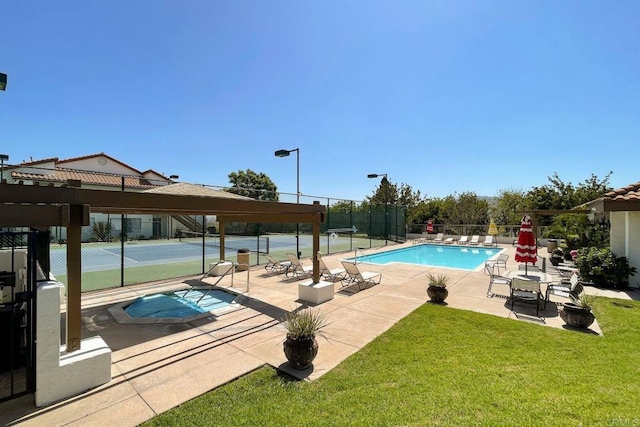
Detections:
0,154,8,182
0,73,7,91
275,148,300,258
367,173,388,245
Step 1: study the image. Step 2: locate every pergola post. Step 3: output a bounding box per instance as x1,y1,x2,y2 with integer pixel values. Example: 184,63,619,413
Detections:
66,204,86,352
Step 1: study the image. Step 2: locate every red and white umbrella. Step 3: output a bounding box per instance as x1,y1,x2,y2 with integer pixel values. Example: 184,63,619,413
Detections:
514,214,537,274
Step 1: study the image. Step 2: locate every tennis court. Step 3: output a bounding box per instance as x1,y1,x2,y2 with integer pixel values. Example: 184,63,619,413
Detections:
49,234,350,276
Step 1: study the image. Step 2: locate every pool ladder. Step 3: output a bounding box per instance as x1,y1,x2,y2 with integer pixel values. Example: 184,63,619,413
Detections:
184,260,249,303
354,247,374,264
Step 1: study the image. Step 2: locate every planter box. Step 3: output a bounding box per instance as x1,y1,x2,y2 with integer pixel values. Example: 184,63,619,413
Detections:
298,280,335,304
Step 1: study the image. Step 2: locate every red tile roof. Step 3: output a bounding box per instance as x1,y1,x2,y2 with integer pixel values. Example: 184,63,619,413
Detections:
603,182,640,202
11,168,158,189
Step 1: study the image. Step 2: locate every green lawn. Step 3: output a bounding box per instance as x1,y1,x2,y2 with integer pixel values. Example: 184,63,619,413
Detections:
142,297,640,426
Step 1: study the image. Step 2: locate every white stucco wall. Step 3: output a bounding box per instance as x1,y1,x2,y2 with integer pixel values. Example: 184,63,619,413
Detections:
610,211,640,288
35,281,112,406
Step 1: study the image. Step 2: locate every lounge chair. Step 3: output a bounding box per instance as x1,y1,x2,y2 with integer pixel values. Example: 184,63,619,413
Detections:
432,233,444,244
468,235,480,245
264,254,291,274
318,253,346,281
341,261,382,291
443,237,455,244
458,236,469,245
285,253,313,280
482,235,494,246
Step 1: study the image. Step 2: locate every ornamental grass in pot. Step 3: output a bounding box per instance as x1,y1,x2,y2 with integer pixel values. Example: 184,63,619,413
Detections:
282,308,328,370
426,273,450,303
560,293,596,329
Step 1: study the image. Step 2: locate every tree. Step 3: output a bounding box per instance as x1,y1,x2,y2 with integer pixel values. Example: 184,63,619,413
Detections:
366,176,398,206
441,192,489,226
490,188,528,226
226,169,278,201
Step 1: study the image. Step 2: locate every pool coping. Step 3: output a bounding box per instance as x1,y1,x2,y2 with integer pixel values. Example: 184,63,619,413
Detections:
107,285,248,324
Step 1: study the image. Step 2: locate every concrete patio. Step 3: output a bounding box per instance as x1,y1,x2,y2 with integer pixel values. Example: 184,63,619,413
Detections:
1,243,636,426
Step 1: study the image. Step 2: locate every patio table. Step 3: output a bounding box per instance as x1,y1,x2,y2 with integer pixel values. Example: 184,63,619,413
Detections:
503,270,552,284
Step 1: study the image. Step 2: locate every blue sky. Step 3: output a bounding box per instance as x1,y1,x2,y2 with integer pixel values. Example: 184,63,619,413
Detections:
1,1,638,204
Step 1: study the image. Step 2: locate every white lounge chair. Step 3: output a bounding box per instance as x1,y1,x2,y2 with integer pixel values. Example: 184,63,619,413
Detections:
458,236,469,245
285,253,313,280
341,261,382,291
264,254,291,274
469,235,480,245
432,233,444,243
318,252,346,281
443,237,455,244
482,235,494,246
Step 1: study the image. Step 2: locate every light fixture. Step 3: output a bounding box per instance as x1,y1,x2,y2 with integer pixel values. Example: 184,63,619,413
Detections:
275,148,300,257
0,73,7,91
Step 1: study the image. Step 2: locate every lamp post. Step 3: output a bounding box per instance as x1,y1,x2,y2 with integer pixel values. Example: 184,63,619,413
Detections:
0,154,8,182
367,173,388,245
275,148,300,258
1,74,8,182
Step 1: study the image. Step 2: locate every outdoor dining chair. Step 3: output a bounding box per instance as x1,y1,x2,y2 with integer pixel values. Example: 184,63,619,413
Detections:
510,277,543,316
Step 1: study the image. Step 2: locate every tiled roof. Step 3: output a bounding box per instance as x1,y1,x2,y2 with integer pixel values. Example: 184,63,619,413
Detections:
11,168,158,189
143,182,252,199
603,182,640,202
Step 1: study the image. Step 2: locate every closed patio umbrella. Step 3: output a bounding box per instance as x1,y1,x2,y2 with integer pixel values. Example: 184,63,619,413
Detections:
514,214,537,274
488,219,498,245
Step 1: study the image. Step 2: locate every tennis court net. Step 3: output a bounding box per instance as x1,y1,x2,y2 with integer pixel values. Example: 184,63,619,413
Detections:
178,231,269,253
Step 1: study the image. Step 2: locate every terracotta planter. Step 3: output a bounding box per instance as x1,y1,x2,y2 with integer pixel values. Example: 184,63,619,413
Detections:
283,336,318,369
427,285,448,303
560,302,595,329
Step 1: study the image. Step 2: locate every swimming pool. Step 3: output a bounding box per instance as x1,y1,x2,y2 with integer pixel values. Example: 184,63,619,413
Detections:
352,245,504,270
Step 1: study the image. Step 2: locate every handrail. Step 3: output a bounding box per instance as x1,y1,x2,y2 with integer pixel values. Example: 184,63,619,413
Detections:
354,247,374,264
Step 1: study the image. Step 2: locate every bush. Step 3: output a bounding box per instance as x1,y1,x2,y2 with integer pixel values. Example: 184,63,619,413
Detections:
575,247,637,289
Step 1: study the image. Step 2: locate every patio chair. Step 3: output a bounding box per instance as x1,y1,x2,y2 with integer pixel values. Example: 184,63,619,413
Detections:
340,261,382,291
285,253,313,280
318,253,346,281
433,233,444,243
510,277,543,316
458,236,469,245
482,235,494,246
264,254,291,275
545,273,583,304
485,254,509,275
486,264,511,297
443,237,455,244
468,235,480,245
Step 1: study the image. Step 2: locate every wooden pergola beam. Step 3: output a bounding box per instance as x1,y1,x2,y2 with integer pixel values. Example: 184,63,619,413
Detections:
0,182,326,354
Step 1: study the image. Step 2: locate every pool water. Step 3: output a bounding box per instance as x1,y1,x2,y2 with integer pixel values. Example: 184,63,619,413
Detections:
352,245,503,270
125,289,236,318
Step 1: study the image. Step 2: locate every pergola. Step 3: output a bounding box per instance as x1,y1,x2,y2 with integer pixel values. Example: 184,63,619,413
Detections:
0,181,326,353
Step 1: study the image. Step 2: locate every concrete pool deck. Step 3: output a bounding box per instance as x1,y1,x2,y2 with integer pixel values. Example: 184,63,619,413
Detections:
1,242,637,426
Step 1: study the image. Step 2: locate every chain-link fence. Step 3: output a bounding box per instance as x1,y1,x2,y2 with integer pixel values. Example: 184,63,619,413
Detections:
44,190,405,293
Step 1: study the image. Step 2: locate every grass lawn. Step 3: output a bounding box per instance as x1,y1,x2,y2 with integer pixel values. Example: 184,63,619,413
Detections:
142,297,640,426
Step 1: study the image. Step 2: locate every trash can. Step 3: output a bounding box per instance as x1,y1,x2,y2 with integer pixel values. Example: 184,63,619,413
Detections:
236,248,250,271
547,239,558,254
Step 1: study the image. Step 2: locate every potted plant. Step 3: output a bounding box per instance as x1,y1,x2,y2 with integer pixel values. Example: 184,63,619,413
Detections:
282,308,328,370
549,248,564,266
560,293,596,329
426,273,449,303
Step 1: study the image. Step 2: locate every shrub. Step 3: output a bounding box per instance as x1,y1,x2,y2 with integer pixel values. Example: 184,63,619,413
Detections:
575,247,637,289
